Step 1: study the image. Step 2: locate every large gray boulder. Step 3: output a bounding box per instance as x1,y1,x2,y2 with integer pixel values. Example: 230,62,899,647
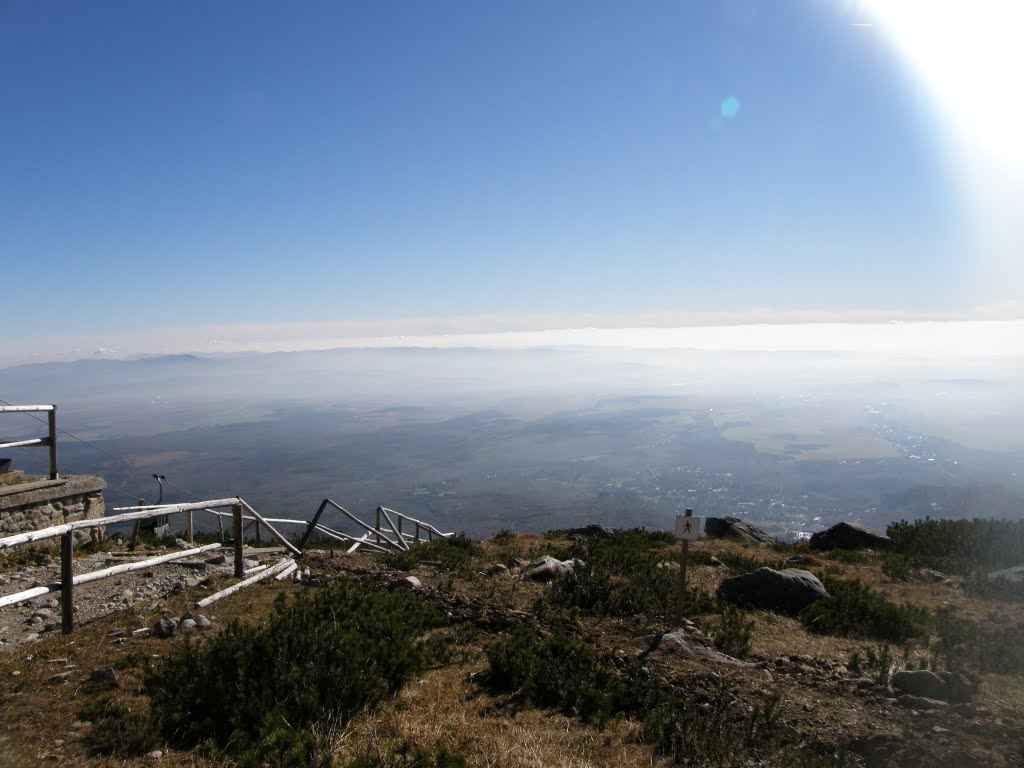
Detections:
717,567,829,615
523,555,579,582
704,517,775,545
891,670,972,703
809,522,890,551
633,627,752,668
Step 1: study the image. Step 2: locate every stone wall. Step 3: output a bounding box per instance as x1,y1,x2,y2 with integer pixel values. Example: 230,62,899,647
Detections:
0,475,106,542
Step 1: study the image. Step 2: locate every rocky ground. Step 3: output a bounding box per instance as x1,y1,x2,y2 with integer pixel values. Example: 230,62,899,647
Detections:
0,534,1022,767
0,543,282,646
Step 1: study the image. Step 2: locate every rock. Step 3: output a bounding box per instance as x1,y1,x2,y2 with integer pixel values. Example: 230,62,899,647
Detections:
174,538,191,549
146,750,164,760
717,567,829,615
523,555,579,582
90,667,118,685
892,670,972,703
34,553,54,567
243,558,260,570
153,617,177,638
48,671,73,684
987,565,1024,583
897,693,950,710
704,517,776,544
809,522,890,551
939,671,974,704
709,556,725,567
179,619,197,630
391,576,422,590
205,554,228,565
194,615,212,629
489,563,509,576
634,629,752,668
564,524,617,540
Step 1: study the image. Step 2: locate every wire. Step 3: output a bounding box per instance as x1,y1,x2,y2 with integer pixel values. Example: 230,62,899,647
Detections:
0,397,204,502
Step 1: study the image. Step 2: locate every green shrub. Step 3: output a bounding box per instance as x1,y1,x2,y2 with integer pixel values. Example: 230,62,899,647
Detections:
486,630,845,766
709,603,754,659
886,518,1024,574
485,627,617,725
384,533,481,576
963,570,1024,602
490,529,516,545
146,578,443,757
799,578,928,643
540,529,716,622
934,607,1024,676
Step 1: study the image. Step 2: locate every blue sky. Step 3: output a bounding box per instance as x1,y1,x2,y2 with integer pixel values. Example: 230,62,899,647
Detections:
2,1,1020,352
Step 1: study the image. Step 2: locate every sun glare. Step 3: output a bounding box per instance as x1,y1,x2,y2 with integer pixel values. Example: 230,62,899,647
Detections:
859,0,1024,292
862,0,1024,176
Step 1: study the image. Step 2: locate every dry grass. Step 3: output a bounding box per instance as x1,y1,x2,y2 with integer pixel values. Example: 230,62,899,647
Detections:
334,658,664,768
2,534,1024,767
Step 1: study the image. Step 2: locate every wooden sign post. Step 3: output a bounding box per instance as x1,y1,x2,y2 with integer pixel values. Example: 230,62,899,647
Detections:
674,508,702,623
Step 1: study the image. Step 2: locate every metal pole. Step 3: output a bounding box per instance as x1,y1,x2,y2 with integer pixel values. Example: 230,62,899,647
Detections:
676,508,693,624
61,531,74,633
47,407,58,480
233,503,244,578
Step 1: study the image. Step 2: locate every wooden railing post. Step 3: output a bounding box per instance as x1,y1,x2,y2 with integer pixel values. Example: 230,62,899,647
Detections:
47,406,59,480
414,523,420,544
61,531,74,633
186,510,194,544
130,498,144,547
233,503,244,578
375,507,381,546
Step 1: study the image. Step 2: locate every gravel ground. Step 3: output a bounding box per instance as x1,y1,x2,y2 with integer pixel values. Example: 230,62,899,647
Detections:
0,546,250,647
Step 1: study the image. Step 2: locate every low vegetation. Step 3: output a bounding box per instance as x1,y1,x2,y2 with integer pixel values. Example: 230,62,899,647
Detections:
800,577,929,643
88,579,445,766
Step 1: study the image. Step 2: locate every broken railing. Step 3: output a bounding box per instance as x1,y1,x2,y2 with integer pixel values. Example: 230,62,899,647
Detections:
0,496,450,633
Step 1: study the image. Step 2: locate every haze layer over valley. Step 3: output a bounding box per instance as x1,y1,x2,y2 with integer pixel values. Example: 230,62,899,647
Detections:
3,320,1021,540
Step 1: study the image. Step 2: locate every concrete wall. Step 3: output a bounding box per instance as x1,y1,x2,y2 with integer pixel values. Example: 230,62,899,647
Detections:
0,475,106,542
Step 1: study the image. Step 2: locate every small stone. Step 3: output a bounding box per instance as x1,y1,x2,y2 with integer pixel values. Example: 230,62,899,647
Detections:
146,750,164,760
243,558,260,570
153,617,177,638
205,555,227,565
179,619,197,630
194,615,212,629
391,576,422,590
48,672,73,684
53,739,65,747
489,563,509,576
22,633,39,643
34,553,54,567
180,611,194,621
132,627,151,637
31,608,52,619
90,667,118,685
26,616,44,626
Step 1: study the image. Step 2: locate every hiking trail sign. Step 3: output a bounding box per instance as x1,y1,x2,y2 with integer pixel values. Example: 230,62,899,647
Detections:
674,514,702,541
